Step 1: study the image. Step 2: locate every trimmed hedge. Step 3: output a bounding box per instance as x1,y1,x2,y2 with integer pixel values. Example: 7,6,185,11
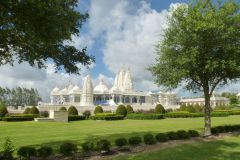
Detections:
59,142,77,156
10,114,39,118
128,136,142,146
126,105,134,114
68,115,85,121
30,106,39,114
94,106,103,114
155,133,169,142
165,112,230,118
90,113,124,120
143,134,156,145
68,106,78,115
127,113,164,120
115,138,128,147
17,146,37,159
2,117,34,122
155,104,166,114
116,105,127,117
211,124,240,134
96,139,111,151
81,141,95,152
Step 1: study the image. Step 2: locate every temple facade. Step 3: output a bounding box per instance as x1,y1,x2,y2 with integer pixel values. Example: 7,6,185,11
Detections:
46,67,178,111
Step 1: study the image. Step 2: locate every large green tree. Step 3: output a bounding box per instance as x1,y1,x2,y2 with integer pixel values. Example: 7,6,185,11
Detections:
150,0,240,136
0,0,94,73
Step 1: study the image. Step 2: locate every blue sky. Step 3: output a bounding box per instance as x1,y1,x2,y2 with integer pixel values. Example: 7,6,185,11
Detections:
77,0,189,78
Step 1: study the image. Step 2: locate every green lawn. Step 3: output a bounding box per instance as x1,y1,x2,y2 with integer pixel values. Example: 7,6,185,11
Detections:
1,116,240,150
111,135,240,160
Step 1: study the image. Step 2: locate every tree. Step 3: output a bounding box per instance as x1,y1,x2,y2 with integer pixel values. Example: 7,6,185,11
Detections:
150,0,240,136
0,0,94,74
155,104,166,114
23,108,31,114
68,106,78,115
116,105,127,117
0,137,14,160
230,96,238,104
0,102,8,117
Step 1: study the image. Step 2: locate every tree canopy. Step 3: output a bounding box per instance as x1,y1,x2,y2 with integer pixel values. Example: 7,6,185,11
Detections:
0,0,94,74
150,0,240,136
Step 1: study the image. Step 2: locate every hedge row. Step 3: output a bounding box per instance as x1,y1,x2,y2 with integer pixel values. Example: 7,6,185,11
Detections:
165,112,230,118
211,124,240,134
127,114,164,120
2,117,34,122
90,114,124,120
68,115,85,121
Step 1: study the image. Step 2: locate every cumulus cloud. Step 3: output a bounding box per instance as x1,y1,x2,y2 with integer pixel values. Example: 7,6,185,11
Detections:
88,0,173,90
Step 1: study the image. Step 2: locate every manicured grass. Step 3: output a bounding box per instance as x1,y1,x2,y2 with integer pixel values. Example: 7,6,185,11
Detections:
1,116,240,150
111,135,240,160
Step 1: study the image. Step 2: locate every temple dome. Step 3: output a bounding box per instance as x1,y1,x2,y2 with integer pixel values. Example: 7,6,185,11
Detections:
69,85,81,93
51,87,60,94
61,87,68,94
94,80,109,92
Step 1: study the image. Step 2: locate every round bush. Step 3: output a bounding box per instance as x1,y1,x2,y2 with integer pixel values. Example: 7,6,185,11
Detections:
116,105,127,117
81,141,94,152
59,142,77,156
37,146,52,158
156,133,169,142
143,134,156,145
30,106,39,114
96,139,111,151
115,138,128,147
68,106,78,115
126,105,134,114
23,108,31,114
155,104,166,114
188,130,200,137
128,136,142,146
17,146,37,159
83,110,91,118
59,107,67,111
0,105,8,117
94,106,103,114
176,130,189,139
40,111,49,117
166,131,179,140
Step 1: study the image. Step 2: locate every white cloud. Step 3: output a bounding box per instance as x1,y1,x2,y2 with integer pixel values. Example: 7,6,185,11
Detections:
88,0,173,90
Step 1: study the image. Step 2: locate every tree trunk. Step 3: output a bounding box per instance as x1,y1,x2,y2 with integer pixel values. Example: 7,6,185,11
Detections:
204,87,211,136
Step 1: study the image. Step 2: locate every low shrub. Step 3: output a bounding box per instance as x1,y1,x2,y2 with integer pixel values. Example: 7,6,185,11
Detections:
96,139,111,151
59,107,67,111
94,106,103,114
17,146,37,159
37,146,53,158
188,130,200,137
115,138,128,147
126,105,134,114
127,113,164,120
176,130,189,139
128,136,142,146
10,114,39,118
30,106,39,114
68,106,78,115
90,113,124,120
116,105,127,117
143,134,156,145
83,110,91,118
68,115,85,121
166,131,179,140
155,133,169,142
59,142,77,156
23,108,31,114
81,141,94,152
2,117,34,122
155,104,166,114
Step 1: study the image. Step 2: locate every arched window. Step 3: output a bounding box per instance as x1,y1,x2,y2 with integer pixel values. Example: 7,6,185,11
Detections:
132,97,137,103
125,97,130,103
